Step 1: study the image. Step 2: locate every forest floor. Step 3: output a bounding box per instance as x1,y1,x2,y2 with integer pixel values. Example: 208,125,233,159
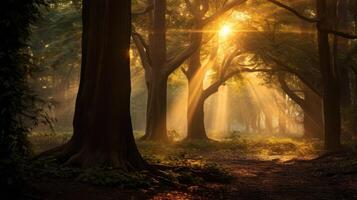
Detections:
21,133,357,200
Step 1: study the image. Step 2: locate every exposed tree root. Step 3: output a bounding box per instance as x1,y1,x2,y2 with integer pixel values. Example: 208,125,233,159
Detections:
62,150,148,171
32,143,148,172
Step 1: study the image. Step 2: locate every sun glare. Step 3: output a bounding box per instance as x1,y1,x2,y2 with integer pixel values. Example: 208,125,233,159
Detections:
219,25,232,39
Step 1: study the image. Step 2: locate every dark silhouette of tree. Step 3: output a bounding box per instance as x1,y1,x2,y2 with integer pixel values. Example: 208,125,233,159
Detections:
57,0,147,169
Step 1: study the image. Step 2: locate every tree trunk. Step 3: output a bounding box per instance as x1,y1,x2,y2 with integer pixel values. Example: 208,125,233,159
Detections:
338,62,351,107
60,0,147,170
186,73,208,140
143,75,169,141
335,0,352,107
142,0,169,141
317,0,342,151
303,85,324,138
187,97,208,140
185,31,209,140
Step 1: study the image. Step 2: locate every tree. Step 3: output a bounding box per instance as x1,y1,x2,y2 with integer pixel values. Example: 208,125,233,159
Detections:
132,0,197,141
265,0,357,151
133,0,246,141
132,0,174,141
314,0,341,151
56,0,147,169
182,0,248,140
278,72,323,138
224,1,324,138
184,37,266,140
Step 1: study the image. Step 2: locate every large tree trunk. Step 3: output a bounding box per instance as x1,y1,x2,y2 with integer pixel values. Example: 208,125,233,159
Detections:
142,0,169,141
60,0,147,169
317,0,342,151
334,0,351,107
185,32,209,140
143,75,169,141
185,35,207,141
186,95,207,140
187,96,208,140
303,85,324,138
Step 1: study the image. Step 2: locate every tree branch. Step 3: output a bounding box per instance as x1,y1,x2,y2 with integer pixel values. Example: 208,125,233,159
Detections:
165,0,247,77
220,49,243,78
322,28,357,39
164,34,202,76
277,72,305,108
265,0,319,23
267,55,322,97
266,0,357,39
132,32,151,70
202,67,272,100
202,0,248,26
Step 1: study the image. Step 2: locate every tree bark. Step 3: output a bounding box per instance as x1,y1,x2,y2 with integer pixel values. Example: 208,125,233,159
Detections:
184,23,209,140
186,96,208,140
334,0,352,107
60,0,147,169
185,51,209,140
317,0,342,151
142,0,169,141
143,75,169,141
303,84,324,138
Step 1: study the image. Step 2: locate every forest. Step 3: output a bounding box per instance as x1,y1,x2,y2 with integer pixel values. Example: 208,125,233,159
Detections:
1,0,357,199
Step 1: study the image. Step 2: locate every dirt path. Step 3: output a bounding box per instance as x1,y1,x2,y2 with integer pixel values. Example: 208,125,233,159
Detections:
215,159,350,199
189,152,357,200
153,153,357,200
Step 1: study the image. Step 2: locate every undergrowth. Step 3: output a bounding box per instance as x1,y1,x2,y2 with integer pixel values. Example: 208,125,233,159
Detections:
28,154,233,188
27,132,326,189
